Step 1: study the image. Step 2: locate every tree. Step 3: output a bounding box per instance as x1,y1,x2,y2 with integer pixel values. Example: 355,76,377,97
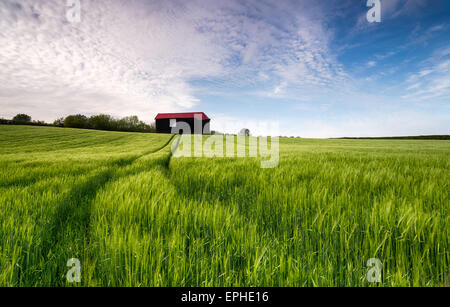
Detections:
64,114,89,129
88,114,114,131
147,122,156,133
55,113,155,133
118,116,141,132
53,117,65,127
239,128,250,137
13,114,32,122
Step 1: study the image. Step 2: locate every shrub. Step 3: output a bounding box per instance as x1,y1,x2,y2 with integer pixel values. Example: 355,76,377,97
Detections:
88,114,114,131
59,114,156,133
53,118,65,127
64,114,89,129
13,114,32,122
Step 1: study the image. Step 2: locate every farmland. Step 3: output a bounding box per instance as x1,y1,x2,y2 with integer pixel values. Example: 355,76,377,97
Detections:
0,125,448,286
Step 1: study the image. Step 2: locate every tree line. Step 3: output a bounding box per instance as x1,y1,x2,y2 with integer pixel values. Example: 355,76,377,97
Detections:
1,113,156,133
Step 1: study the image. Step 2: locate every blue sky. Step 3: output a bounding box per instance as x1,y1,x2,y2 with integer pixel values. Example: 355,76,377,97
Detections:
0,0,449,137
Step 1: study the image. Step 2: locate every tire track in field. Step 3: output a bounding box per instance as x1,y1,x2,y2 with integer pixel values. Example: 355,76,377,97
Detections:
86,136,181,285
18,135,176,286
1,135,176,190
158,134,181,170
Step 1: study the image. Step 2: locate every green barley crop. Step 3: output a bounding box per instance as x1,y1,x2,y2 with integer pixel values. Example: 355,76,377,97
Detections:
0,125,448,286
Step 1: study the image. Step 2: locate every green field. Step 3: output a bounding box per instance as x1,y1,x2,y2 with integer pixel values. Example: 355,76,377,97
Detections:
0,125,448,286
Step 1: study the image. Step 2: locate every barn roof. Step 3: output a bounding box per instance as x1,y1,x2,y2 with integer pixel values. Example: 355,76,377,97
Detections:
155,112,210,120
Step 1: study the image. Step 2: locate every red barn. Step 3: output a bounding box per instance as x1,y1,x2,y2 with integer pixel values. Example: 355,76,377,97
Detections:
155,112,211,135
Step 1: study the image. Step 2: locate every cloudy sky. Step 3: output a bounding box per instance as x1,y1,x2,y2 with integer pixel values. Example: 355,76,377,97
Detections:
1,0,449,137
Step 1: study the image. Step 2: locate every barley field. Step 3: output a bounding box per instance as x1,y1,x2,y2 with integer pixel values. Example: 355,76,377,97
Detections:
0,125,448,286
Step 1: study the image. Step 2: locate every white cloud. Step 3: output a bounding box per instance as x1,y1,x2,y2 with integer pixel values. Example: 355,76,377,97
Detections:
0,0,231,122
367,61,377,68
0,0,347,123
273,82,287,95
403,57,450,101
1,0,447,138
419,69,433,77
406,83,421,91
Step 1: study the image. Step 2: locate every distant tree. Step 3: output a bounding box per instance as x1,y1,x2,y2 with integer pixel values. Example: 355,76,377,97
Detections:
33,120,47,126
54,113,155,133
117,116,140,132
13,114,32,122
120,116,139,131
64,114,89,129
53,117,65,127
88,114,114,131
239,128,250,137
147,122,156,133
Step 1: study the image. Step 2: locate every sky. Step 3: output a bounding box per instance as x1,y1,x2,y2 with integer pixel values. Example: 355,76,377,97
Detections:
0,0,449,137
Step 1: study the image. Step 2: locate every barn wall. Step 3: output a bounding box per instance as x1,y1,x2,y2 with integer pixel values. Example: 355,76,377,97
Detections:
156,119,210,135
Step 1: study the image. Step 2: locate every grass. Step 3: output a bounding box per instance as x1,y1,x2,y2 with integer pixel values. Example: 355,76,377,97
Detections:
0,125,448,286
